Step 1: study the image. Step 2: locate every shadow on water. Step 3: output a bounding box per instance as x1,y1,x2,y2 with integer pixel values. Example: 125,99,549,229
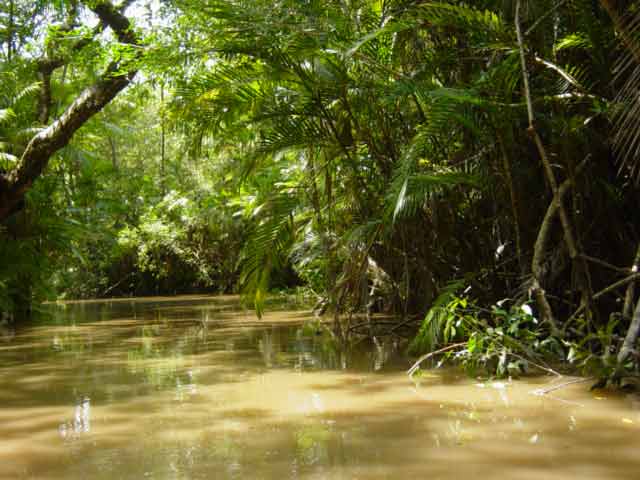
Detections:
1,295,640,479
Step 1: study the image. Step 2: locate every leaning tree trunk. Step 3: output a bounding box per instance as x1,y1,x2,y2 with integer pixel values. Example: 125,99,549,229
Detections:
618,297,640,366
0,1,141,221
617,245,640,366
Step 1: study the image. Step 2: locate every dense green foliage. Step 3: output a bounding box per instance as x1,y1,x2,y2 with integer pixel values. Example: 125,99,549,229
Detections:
3,0,640,384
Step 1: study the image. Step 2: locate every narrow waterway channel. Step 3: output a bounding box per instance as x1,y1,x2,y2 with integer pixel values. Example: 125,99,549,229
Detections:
1,295,639,479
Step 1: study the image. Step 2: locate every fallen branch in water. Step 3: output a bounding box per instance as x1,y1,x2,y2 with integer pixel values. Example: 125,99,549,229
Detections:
407,342,467,376
529,377,594,396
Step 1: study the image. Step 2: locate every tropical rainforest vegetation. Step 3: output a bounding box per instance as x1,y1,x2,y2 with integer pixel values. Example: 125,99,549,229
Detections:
2,0,640,384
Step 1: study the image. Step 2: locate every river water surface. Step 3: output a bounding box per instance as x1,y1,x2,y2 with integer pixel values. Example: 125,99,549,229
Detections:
1,295,639,479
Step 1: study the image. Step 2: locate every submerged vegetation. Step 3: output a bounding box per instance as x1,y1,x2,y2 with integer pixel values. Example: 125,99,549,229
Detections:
2,0,640,385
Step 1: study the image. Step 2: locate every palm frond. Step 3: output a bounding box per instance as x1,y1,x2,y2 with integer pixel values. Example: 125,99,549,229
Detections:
14,83,41,105
260,116,333,154
412,2,509,42
409,279,466,354
0,108,16,124
0,151,19,167
554,32,592,52
238,191,300,317
389,167,480,222
611,9,640,182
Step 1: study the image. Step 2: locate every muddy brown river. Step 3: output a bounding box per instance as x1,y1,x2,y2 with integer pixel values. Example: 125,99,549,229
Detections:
1,295,639,479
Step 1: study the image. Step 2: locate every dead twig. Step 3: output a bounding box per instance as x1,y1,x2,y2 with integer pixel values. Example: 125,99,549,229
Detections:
579,254,630,274
407,342,467,376
567,272,640,326
509,351,562,377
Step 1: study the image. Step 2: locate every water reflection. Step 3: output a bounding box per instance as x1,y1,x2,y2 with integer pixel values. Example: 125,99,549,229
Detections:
0,295,639,479
59,396,91,439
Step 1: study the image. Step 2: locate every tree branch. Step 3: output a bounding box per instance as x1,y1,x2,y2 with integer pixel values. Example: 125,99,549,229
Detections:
0,0,142,221
567,272,640,325
35,0,136,124
407,342,467,376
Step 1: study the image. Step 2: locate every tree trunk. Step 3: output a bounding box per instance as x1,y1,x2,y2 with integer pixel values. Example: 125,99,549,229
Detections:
160,83,166,196
7,0,15,63
618,297,640,365
497,131,523,273
623,244,640,320
109,137,118,170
